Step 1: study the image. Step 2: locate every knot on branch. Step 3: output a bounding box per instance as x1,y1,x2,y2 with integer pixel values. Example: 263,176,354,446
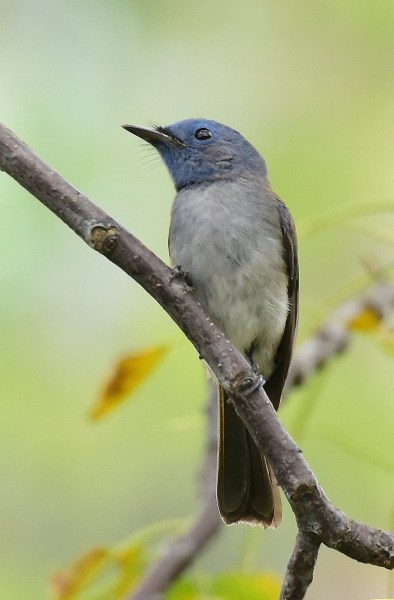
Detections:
291,483,315,504
90,224,118,254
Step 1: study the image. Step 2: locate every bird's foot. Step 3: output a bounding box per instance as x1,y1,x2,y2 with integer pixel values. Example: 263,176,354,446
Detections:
236,373,266,397
251,361,260,375
170,264,193,287
246,348,261,376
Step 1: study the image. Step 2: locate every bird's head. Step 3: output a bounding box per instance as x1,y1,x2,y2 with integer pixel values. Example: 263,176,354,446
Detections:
123,118,267,191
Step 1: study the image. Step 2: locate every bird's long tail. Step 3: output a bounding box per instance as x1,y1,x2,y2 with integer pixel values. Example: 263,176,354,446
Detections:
217,386,282,528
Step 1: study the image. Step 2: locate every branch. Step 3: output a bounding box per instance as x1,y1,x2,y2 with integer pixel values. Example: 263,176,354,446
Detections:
130,278,394,599
285,281,394,393
280,533,320,600
1,123,393,600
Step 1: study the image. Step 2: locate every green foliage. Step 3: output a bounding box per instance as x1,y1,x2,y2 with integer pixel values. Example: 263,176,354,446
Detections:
52,544,146,600
167,572,281,600
210,572,281,600
52,536,281,600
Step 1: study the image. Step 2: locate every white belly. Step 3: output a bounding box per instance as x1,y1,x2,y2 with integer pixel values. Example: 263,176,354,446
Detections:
169,181,289,377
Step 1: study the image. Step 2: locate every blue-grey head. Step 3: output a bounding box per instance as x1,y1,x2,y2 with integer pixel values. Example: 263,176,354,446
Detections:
123,118,268,192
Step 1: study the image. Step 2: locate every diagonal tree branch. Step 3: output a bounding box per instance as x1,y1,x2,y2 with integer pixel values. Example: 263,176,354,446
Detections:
129,277,394,600
1,123,393,600
285,281,394,393
129,278,394,599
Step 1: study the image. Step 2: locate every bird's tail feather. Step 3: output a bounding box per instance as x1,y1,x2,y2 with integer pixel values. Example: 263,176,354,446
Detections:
217,386,282,528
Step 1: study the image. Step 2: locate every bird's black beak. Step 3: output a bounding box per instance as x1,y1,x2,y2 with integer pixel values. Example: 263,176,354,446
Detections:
122,124,184,147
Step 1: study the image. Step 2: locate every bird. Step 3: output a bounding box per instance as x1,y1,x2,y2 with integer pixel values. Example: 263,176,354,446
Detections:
123,118,299,528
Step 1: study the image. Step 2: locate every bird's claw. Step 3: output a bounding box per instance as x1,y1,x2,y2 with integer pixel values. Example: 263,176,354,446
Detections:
251,361,260,375
237,373,265,397
170,265,193,287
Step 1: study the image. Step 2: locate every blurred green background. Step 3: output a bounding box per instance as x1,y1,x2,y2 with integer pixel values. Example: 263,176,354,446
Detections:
1,1,393,598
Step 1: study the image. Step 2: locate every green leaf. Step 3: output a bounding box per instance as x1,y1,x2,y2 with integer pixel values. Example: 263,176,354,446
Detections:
212,572,281,600
167,579,204,600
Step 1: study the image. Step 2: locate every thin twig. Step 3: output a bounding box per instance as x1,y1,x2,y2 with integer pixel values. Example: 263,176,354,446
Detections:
285,281,394,394
280,533,320,600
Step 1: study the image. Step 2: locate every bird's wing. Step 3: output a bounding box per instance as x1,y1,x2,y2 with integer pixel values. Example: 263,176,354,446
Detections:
264,195,299,409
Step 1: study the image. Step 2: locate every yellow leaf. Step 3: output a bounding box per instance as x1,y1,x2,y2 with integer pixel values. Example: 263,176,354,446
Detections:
348,307,381,332
112,546,145,598
51,547,108,599
254,573,282,597
374,327,394,355
90,346,167,420
51,544,146,600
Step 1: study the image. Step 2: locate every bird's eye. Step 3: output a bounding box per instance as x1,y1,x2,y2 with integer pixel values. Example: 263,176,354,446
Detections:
194,128,212,141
